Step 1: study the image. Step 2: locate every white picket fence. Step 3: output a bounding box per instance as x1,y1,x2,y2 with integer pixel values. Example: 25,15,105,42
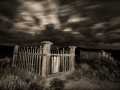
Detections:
12,41,76,77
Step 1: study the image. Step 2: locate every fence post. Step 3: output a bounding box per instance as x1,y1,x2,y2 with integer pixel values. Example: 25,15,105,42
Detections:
41,41,53,77
69,46,76,70
12,45,19,67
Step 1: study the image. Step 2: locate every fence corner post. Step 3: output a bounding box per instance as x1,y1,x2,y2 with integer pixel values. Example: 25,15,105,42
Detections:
12,45,19,67
69,46,76,71
41,41,53,78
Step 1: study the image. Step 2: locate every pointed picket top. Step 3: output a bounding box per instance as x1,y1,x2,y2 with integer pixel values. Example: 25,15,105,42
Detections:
33,48,35,53
40,45,42,49
27,47,29,53
23,47,26,53
31,47,32,53
35,46,37,54
63,48,65,54
37,48,39,54
21,48,24,54
28,48,30,53
57,47,59,54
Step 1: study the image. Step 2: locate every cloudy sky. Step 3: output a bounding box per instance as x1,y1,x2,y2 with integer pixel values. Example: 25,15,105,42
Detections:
0,0,120,49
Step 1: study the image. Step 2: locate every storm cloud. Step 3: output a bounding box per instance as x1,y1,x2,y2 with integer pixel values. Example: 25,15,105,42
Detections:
0,0,120,50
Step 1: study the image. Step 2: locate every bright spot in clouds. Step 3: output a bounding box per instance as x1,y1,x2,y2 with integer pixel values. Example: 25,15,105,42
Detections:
92,23,106,29
23,1,44,13
14,0,61,33
72,31,80,34
63,28,80,34
63,27,72,32
67,15,88,23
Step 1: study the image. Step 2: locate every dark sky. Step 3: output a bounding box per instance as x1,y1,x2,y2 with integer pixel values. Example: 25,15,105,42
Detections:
0,0,120,49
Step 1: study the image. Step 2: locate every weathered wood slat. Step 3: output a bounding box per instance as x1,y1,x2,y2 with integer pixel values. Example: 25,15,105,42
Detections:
63,48,65,72
31,48,34,73
36,48,39,74
28,49,30,72
64,51,67,71
39,47,42,75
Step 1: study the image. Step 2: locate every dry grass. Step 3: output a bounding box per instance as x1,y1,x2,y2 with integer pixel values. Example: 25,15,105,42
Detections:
65,57,120,90
0,56,120,90
0,75,28,90
0,68,44,90
65,77,120,90
0,57,44,90
65,77,101,90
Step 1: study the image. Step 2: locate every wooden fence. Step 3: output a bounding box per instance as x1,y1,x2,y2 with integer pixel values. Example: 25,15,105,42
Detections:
12,41,76,77
80,50,114,60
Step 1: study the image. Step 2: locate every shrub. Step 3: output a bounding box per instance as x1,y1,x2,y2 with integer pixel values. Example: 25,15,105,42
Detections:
94,58,119,81
0,74,44,90
66,70,82,81
67,63,94,81
74,57,120,82
0,57,12,69
50,78,65,90
0,65,44,90
29,82,42,90
0,75,28,90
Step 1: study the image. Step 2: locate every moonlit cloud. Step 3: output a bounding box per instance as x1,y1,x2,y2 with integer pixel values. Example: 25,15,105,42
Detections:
12,0,61,34
63,27,72,32
68,16,88,23
46,14,60,28
95,33,104,36
22,1,45,13
92,23,106,29
72,31,80,35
